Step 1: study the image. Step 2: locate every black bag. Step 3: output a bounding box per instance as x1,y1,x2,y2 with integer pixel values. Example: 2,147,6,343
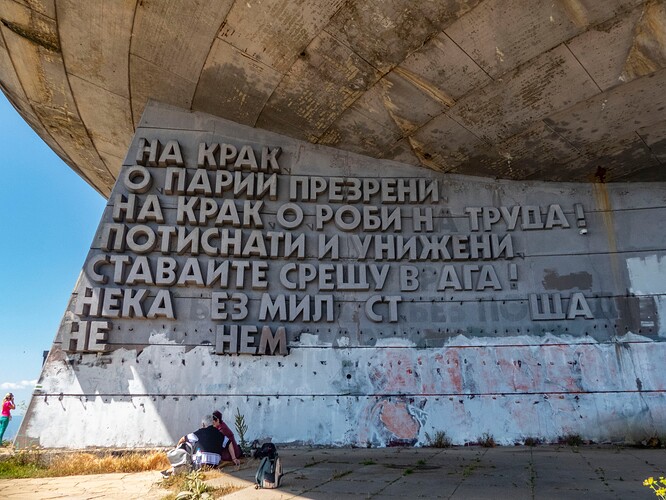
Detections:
254,443,282,489
253,442,277,459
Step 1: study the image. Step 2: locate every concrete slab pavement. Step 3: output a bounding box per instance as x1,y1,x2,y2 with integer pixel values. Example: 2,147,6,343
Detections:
0,471,169,499
0,445,664,499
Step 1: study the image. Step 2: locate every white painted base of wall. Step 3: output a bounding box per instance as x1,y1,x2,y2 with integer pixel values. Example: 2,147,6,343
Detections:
17,333,666,448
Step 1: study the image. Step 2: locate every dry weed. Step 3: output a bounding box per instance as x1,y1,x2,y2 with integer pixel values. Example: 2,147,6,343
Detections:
48,451,169,476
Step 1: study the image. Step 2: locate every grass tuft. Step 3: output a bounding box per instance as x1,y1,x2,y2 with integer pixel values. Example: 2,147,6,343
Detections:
479,433,496,448
560,434,583,447
0,448,48,478
424,431,451,448
523,437,541,447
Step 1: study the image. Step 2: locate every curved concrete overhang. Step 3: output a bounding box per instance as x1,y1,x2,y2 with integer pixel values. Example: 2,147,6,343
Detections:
1,0,665,198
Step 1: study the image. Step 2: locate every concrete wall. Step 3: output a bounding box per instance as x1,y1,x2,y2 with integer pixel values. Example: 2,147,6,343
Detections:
17,102,666,448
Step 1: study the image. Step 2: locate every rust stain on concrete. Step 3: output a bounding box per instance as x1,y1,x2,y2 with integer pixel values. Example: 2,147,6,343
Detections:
0,18,59,52
557,0,589,29
592,182,622,290
621,1,666,81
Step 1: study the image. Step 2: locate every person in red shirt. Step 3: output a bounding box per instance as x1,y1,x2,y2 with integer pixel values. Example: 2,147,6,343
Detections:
212,410,242,465
0,393,16,444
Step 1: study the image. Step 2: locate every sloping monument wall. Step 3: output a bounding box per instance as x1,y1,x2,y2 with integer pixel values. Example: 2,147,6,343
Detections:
17,102,666,448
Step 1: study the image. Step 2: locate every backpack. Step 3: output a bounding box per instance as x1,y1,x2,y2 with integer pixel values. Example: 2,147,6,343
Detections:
166,442,194,474
254,443,282,489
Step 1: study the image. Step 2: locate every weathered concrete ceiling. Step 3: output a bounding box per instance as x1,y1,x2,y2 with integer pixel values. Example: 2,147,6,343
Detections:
1,0,665,197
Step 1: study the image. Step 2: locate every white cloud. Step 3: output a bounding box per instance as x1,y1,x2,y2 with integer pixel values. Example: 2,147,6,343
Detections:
1,379,38,390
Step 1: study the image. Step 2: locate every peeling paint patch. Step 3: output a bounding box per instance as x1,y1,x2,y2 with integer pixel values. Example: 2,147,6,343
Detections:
495,46,505,63
626,255,666,295
626,255,666,337
296,333,331,347
148,331,177,344
542,269,593,290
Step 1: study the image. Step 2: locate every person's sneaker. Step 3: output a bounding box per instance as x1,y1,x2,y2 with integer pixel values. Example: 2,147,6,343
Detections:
160,469,171,478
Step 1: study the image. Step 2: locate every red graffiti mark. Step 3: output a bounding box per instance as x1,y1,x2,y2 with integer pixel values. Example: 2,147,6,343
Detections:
378,400,419,440
443,349,463,392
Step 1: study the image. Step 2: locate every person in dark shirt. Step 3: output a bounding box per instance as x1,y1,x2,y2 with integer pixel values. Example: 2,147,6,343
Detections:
176,414,241,466
177,415,226,455
162,415,227,477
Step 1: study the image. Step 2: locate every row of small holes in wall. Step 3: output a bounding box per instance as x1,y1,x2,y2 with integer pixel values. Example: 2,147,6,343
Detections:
48,393,634,406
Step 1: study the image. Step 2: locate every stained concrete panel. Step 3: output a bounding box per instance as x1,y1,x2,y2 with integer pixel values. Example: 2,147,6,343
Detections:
256,30,381,141
545,70,666,180
618,0,666,82
129,0,233,81
325,1,435,74
565,132,661,182
326,0,483,74
381,137,423,167
129,55,195,128
376,71,446,135
97,151,124,180
0,7,81,182
544,67,666,147
31,102,115,194
448,44,600,143
11,0,55,19
217,0,345,74
193,39,283,126
410,112,486,169
0,29,26,102
565,4,646,91
0,0,113,195
456,121,584,181
57,0,135,99
320,82,420,161
397,31,492,103
128,0,235,125
637,120,666,163
68,75,134,162
317,106,403,158
0,1,67,108
444,0,645,78
337,83,400,133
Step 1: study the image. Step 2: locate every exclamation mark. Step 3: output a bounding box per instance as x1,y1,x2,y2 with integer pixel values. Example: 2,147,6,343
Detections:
509,263,518,288
574,203,586,228
575,203,587,234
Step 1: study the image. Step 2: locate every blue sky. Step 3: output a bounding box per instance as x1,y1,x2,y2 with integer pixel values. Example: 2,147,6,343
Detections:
0,94,107,419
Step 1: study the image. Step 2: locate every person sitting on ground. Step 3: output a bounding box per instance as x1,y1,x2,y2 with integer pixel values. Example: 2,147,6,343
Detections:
212,410,242,465
162,414,229,477
177,414,227,458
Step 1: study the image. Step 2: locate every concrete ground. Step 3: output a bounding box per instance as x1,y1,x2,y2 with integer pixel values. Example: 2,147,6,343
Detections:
0,445,664,499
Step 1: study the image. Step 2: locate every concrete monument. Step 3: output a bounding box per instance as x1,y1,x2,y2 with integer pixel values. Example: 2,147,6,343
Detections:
16,102,666,448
